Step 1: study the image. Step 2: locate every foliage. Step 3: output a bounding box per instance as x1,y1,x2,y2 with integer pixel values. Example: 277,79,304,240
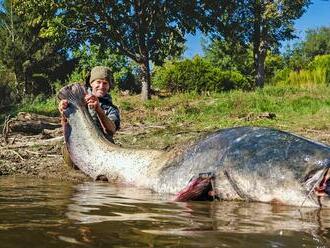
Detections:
264,53,285,83
309,54,330,70
19,95,58,116
271,67,291,85
203,38,285,84
282,44,309,71
273,55,330,86
202,38,253,75
152,56,251,93
284,27,330,71
54,0,207,100
0,0,71,98
285,69,328,86
302,27,330,58
67,44,140,93
0,62,16,106
207,0,311,87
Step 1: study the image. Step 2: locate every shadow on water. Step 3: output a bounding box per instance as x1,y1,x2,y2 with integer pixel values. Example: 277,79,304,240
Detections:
1,177,330,247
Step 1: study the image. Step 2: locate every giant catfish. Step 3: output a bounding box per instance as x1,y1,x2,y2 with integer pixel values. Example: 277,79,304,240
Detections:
58,83,330,208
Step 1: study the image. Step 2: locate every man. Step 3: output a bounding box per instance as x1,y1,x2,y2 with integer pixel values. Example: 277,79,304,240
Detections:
59,66,120,142
59,66,120,169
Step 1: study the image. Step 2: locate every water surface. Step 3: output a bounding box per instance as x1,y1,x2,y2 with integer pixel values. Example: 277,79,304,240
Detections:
0,177,330,247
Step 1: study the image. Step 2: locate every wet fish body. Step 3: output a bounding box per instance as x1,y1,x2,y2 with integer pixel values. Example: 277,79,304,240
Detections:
59,84,330,207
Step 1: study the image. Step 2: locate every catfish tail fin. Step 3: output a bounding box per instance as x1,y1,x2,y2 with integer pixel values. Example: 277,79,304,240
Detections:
58,83,86,106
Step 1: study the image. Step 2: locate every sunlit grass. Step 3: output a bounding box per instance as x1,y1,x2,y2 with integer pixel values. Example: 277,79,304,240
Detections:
113,84,330,147
19,96,58,116
2,84,329,148
278,68,329,87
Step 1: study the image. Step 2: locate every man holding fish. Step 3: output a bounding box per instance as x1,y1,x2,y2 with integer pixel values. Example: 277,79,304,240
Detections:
58,66,120,170
58,66,120,143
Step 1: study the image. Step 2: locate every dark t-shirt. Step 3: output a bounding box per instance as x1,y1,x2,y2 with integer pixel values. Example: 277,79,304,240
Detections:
87,87,120,143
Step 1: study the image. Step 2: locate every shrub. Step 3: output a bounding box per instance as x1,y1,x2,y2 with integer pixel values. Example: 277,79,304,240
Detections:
152,56,251,93
271,67,291,85
0,67,17,107
273,54,330,86
309,54,330,84
309,54,330,70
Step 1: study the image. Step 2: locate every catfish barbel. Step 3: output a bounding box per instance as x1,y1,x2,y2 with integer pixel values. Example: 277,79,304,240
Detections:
58,83,330,208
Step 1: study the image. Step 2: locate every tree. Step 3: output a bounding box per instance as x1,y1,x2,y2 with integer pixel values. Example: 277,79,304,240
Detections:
202,38,253,77
0,59,16,106
283,27,330,71
69,44,140,93
58,0,205,100
0,0,70,98
303,27,330,58
207,0,311,88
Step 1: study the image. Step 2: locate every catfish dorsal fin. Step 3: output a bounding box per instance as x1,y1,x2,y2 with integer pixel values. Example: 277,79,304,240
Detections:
58,83,86,106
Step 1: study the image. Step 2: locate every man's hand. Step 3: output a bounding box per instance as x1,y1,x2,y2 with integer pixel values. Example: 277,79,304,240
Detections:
85,94,116,134
85,94,101,112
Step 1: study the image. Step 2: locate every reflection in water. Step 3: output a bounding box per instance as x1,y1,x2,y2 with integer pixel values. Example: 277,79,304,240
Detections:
1,177,330,247
67,181,330,246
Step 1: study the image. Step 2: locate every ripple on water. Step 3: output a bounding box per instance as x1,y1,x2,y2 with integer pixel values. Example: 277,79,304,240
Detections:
0,177,329,247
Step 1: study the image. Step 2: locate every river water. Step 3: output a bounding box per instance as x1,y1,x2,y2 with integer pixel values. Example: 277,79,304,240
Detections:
1,177,330,248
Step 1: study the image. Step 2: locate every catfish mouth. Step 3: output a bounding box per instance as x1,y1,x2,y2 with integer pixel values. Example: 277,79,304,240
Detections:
314,168,330,197
300,168,330,207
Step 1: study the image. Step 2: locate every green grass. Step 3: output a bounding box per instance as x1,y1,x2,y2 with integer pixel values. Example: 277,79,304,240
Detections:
2,84,329,148
19,96,58,116
278,68,329,87
114,84,330,148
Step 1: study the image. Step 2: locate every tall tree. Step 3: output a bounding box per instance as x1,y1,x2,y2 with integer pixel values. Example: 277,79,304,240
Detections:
0,0,72,98
207,0,310,87
203,38,253,76
302,27,330,58
0,0,70,98
283,26,330,71
57,0,205,100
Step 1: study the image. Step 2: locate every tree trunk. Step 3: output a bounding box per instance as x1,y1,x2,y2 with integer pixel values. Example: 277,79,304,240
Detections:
13,68,24,99
140,59,151,101
255,41,267,88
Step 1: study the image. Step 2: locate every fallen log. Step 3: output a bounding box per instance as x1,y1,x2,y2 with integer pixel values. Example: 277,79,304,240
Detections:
7,112,61,135
0,136,64,149
41,128,63,139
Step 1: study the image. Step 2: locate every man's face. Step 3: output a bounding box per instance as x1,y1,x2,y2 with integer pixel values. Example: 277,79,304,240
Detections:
90,79,110,97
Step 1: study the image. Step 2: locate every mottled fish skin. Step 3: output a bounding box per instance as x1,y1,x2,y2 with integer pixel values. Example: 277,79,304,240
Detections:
157,127,330,207
58,83,330,207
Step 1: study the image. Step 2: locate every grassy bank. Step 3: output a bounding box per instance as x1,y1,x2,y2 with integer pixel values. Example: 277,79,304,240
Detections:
115,84,330,148
2,84,330,148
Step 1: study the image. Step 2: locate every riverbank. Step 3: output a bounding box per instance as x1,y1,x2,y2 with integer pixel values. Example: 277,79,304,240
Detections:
0,132,89,182
0,84,329,181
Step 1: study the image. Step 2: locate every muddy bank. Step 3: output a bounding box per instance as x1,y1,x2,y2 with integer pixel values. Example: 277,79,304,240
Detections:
0,112,90,182
0,128,89,183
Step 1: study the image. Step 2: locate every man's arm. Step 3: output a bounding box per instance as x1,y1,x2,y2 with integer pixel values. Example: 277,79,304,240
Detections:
95,105,117,134
85,94,117,134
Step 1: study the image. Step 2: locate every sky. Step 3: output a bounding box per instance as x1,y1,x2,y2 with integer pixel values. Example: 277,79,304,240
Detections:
183,1,330,58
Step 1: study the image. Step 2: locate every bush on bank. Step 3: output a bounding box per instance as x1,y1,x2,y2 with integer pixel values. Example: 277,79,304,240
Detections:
273,54,330,86
152,56,252,93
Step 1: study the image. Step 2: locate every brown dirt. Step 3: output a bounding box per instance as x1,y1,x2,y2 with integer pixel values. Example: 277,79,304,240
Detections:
0,132,90,182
